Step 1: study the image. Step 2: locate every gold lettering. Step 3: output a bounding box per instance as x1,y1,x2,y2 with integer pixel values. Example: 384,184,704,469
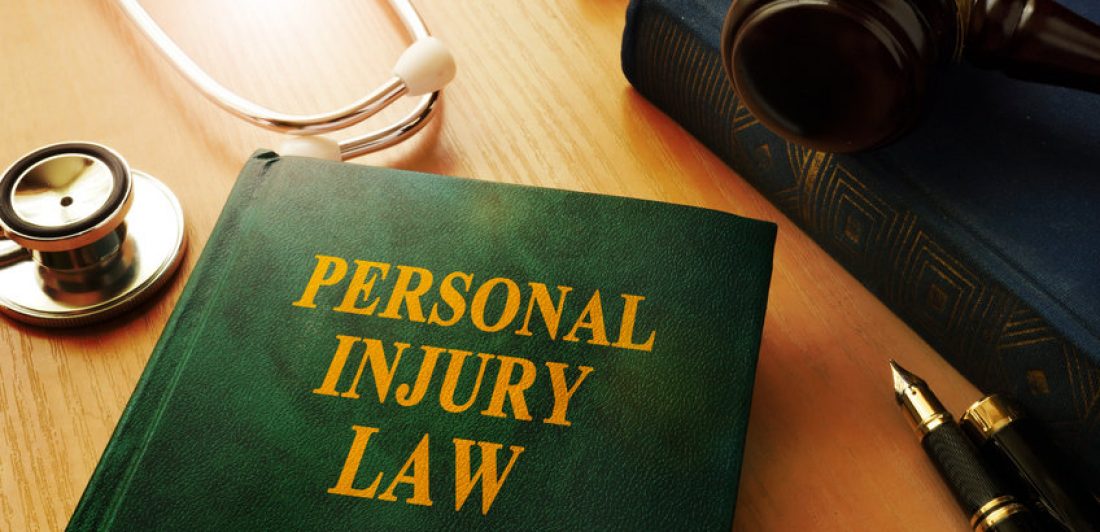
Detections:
481,355,536,421
333,260,391,315
313,336,408,401
515,283,572,339
353,338,408,403
611,294,656,351
453,439,524,515
327,425,385,498
378,265,434,322
562,290,610,346
469,278,521,332
543,363,595,427
439,350,494,413
312,335,363,397
427,271,473,326
377,433,432,506
292,255,348,309
395,346,443,407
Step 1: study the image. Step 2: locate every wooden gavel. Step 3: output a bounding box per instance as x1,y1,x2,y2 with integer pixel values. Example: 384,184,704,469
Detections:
721,0,1100,152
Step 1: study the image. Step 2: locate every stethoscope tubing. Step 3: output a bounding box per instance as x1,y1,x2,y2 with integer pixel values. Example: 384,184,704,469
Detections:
116,0,441,161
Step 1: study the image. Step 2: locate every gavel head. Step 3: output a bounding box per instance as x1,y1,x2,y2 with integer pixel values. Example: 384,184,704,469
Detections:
721,0,960,153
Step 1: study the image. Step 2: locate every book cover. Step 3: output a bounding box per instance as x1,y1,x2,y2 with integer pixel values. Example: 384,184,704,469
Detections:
68,152,777,530
620,0,1100,484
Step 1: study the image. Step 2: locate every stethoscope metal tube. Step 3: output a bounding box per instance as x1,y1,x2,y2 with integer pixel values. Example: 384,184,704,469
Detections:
0,238,28,268
116,0,453,160
340,91,440,160
0,3,455,327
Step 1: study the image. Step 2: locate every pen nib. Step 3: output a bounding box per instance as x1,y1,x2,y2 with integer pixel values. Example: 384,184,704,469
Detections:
890,360,923,397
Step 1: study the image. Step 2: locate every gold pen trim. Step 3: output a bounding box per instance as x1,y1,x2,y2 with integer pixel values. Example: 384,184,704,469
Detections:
918,413,948,437
974,502,1026,532
969,495,1015,528
962,395,1020,441
896,380,951,440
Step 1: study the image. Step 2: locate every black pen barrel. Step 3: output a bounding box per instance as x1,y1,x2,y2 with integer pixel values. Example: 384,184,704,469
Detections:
891,361,1042,531
922,423,1040,531
963,395,1100,532
985,513,1048,532
981,419,1100,531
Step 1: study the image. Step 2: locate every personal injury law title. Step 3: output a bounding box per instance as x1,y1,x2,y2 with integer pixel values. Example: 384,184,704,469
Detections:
290,255,658,515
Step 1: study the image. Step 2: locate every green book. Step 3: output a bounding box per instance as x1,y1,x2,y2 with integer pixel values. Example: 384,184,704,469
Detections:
68,152,777,530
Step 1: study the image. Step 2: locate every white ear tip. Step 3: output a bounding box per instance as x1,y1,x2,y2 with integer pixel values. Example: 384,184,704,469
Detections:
279,135,342,161
393,37,456,96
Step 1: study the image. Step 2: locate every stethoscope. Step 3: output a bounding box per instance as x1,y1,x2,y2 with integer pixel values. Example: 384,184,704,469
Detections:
0,0,455,327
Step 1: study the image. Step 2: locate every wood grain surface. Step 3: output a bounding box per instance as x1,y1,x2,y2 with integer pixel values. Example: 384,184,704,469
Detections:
0,1,979,529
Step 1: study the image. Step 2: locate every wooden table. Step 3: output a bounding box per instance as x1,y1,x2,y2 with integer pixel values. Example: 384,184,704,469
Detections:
1,1,980,529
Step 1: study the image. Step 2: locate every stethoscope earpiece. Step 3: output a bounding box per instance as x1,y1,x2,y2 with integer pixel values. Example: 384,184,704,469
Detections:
277,36,456,161
0,142,186,327
393,36,457,97
0,3,457,327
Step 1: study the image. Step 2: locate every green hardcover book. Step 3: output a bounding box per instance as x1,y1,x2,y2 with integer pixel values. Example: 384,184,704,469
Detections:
68,152,777,530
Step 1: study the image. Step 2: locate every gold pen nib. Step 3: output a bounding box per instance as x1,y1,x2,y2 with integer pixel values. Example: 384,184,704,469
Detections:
890,360,949,438
890,359,924,399
890,362,1037,529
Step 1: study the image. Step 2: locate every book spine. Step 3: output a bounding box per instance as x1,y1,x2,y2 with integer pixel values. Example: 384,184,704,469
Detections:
620,0,1100,485
66,151,281,530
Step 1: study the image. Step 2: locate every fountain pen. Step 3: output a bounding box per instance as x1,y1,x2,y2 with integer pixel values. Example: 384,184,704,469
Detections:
890,361,1039,531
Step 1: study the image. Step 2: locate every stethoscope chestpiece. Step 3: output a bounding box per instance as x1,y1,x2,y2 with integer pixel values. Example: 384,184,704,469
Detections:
0,142,186,327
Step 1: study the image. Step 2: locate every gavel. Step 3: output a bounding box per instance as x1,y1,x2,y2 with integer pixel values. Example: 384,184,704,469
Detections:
721,0,1100,152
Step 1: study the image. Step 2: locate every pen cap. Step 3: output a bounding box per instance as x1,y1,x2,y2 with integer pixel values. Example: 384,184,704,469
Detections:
962,395,1100,532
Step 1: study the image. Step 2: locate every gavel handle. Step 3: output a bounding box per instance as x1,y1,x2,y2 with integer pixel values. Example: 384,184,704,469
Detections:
967,0,1100,94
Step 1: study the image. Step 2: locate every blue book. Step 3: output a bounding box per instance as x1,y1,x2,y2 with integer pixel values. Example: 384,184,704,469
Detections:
622,0,1100,482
